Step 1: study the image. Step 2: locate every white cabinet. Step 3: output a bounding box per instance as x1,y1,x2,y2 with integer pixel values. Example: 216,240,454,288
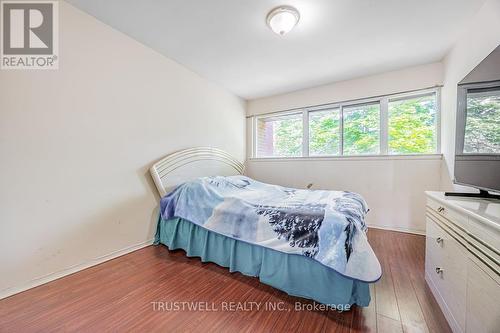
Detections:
466,259,500,333
425,192,500,333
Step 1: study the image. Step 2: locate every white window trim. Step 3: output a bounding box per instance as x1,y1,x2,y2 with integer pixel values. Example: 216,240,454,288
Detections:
251,86,441,159
380,96,389,155
302,110,309,157
249,154,443,162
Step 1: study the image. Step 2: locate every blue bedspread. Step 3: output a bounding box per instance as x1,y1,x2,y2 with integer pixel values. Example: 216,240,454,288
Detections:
160,176,381,283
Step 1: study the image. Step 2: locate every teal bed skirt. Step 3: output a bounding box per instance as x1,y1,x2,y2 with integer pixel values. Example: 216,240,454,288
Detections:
154,217,371,308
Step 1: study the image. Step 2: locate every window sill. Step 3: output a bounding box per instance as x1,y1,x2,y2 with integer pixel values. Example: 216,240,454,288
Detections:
248,154,443,162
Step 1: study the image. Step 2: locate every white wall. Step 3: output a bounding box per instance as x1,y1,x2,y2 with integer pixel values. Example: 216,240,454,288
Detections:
440,0,500,190
246,63,444,234
247,62,443,115
246,157,442,234
0,2,245,298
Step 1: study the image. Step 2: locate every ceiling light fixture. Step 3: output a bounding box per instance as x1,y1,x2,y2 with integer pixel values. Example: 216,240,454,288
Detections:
266,6,300,36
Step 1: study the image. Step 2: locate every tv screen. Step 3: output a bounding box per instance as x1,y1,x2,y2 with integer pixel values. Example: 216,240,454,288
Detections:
454,46,500,194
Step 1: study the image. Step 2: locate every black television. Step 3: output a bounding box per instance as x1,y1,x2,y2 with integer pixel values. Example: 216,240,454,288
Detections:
448,45,500,200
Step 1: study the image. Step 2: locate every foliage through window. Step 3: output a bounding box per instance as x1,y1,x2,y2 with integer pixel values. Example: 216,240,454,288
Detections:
388,93,437,154
256,113,303,157
343,103,380,155
309,108,340,156
254,89,439,158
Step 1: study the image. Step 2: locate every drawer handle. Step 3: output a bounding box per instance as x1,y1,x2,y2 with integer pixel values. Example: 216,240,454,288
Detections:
435,267,444,275
437,206,445,213
436,237,443,244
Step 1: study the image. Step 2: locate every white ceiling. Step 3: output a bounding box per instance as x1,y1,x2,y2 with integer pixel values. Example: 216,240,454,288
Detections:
66,0,486,99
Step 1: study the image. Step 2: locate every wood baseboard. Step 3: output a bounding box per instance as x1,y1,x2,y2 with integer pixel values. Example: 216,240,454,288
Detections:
0,239,154,300
367,224,426,236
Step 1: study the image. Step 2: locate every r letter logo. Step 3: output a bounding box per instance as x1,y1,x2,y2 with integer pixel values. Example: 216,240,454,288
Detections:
1,1,58,69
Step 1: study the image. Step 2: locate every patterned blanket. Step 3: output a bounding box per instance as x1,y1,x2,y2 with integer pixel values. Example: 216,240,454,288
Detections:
160,176,381,282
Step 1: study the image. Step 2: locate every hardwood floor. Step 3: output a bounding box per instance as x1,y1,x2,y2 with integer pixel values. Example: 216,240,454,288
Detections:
0,229,451,333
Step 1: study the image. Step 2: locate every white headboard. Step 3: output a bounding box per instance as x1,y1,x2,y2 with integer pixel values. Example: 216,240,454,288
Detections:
150,147,245,197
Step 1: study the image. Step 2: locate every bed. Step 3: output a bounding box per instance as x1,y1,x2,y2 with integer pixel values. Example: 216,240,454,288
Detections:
150,147,381,309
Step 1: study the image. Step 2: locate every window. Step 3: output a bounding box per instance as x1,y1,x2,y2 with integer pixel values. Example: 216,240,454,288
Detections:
253,88,440,158
256,113,303,157
309,108,340,156
388,92,437,154
343,103,380,155
464,87,500,154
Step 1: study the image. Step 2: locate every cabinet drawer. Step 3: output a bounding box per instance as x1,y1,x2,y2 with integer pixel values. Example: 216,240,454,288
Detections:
426,217,444,268
426,217,467,332
427,198,468,230
425,217,446,297
466,259,500,333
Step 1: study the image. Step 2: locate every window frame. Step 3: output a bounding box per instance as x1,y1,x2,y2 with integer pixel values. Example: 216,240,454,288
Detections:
341,100,382,156
386,90,441,155
307,106,341,157
251,87,441,159
254,110,304,158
